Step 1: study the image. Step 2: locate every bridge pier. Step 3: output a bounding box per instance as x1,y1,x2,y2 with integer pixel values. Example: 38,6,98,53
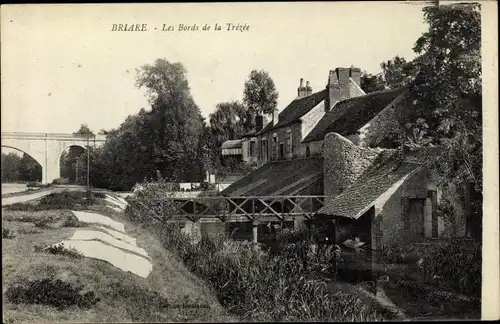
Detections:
294,215,306,230
252,221,259,243
181,221,201,243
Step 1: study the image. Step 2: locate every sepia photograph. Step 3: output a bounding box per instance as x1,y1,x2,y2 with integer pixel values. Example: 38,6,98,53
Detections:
1,1,498,322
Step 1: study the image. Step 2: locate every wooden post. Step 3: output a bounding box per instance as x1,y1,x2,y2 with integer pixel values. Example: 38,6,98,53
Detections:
430,190,438,238
252,221,258,244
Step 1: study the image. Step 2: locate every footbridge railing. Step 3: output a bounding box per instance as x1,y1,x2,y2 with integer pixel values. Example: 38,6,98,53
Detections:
128,195,327,223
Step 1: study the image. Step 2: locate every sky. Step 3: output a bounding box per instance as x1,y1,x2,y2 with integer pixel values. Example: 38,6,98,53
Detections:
1,2,429,135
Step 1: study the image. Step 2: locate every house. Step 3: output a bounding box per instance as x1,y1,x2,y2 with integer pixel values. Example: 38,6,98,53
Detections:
219,66,467,250
222,66,409,166
315,133,459,250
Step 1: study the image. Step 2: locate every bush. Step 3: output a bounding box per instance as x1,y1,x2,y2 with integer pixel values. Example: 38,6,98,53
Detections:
3,228,16,239
6,191,103,212
423,238,481,297
34,243,84,259
152,225,386,322
62,214,88,228
383,238,481,297
5,276,99,310
52,177,71,185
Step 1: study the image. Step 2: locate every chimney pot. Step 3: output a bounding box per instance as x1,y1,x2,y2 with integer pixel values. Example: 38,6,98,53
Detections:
300,78,304,87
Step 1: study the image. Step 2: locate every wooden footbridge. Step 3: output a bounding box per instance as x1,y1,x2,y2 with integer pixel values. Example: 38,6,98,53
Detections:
128,195,328,242
129,195,327,223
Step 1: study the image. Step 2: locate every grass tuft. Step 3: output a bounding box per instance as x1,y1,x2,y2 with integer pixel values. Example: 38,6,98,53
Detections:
5,276,99,310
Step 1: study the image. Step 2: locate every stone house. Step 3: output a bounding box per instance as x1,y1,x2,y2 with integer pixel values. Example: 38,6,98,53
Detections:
315,133,463,252
219,66,467,249
223,67,409,166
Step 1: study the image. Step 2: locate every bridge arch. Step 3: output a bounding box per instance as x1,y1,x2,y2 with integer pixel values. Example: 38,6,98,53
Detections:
1,132,106,184
59,145,88,183
1,145,43,182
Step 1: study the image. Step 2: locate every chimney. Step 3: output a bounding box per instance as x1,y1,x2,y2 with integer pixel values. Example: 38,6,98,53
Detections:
349,67,361,89
305,81,312,96
272,109,279,126
325,66,359,111
297,78,307,98
256,114,264,132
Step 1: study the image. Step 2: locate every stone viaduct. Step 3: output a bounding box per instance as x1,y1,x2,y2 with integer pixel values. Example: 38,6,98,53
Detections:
1,132,106,184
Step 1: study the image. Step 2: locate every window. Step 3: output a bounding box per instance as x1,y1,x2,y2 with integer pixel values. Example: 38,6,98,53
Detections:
306,146,310,157
285,128,292,156
249,141,255,157
261,140,267,162
279,143,285,160
272,134,278,161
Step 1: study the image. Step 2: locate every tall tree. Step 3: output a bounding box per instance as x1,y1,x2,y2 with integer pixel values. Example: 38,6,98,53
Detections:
73,124,94,136
379,55,417,89
243,70,279,125
207,101,250,173
135,59,205,181
404,3,482,190
360,71,385,93
18,153,42,182
1,152,22,182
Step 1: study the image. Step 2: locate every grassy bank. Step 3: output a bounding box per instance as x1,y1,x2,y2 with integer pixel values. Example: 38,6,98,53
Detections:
2,191,235,323
126,179,482,321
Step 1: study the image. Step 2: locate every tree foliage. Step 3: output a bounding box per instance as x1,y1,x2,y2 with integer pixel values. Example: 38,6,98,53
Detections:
135,59,206,181
1,152,41,183
73,124,94,136
76,59,207,191
402,3,482,193
243,70,279,120
206,101,252,174
360,72,385,94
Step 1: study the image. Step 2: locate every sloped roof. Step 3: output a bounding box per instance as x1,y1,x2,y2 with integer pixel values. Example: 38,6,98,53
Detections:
349,78,366,97
221,139,243,149
317,146,444,219
318,160,422,218
220,157,324,196
272,89,328,129
302,87,408,143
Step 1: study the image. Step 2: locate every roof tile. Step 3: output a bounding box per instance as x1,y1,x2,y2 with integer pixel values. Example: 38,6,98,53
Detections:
302,87,408,143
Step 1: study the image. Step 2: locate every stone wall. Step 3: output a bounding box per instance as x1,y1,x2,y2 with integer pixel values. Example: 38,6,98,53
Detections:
323,132,385,196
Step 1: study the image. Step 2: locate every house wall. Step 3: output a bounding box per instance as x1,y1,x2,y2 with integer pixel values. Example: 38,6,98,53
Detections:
346,93,407,148
371,168,449,250
323,132,390,196
242,137,258,164
256,122,311,163
301,101,325,143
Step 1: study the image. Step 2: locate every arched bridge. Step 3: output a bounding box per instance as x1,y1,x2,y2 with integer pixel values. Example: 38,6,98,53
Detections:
1,132,106,184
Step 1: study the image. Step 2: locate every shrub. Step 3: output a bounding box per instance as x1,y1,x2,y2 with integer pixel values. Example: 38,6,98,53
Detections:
92,191,106,199
34,243,84,259
17,227,43,235
62,215,88,228
423,238,481,297
3,228,16,239
5,276,99,310
155,225,386,321
6,191,103,212
52,177,70,185
383,238,481,297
